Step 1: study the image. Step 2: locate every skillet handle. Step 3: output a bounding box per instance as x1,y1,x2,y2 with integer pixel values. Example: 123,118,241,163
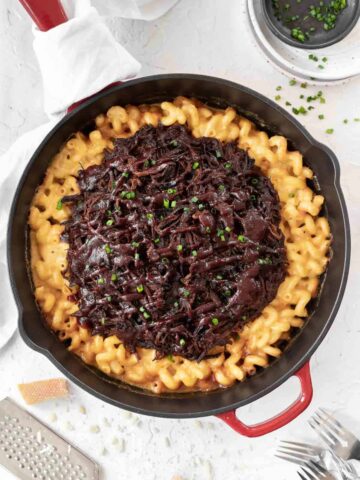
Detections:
19,0,68,31
216,361,313,437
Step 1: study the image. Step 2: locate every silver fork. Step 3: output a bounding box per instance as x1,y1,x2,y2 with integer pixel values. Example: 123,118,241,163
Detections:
309,408,360,462
276,440,355,479
298,460,337,480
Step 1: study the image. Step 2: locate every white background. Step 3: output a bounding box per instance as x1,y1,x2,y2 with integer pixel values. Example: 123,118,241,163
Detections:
1,1,360,479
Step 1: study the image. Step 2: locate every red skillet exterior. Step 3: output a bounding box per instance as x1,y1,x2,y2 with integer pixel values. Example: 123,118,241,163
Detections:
7,75,350,430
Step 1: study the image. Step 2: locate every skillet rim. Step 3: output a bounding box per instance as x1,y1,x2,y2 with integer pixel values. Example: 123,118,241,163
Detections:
6,73,351,418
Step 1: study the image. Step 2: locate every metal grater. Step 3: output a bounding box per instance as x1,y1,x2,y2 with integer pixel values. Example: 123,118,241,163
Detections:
0,398,99,480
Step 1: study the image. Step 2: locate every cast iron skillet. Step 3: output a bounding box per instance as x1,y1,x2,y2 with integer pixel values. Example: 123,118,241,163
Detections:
9,0,350,437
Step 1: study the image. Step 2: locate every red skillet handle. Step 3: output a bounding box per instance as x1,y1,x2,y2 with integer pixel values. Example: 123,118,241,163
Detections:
19,0,68,31
216,361,312,437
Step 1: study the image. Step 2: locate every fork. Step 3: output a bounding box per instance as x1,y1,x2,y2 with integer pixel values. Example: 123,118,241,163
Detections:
298,460,337,480
309,409,360,462
276,440,355,479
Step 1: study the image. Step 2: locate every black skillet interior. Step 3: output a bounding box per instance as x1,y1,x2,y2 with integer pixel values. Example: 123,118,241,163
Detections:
7,74,350,418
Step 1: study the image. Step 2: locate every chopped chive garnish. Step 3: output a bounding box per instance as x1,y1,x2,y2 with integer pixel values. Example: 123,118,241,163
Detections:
225,226,231,233
258,257,272,265
224,162,232,169
171,200,177,208
191,250,198,257
179,338,186,346
289,79,297,86
215,150,222,158
198,203,204,210
121,191,136,199
183,207,190,213
238,235,246,242
177,244,183,252
163,198,170,208
146,213,153,220
104,244,112,254
97,277,105,285
251,178,258,185
322,57,328,62
56,199,63,210
134,253,140,260
111,273,118,281
174,301,179,308
170,140,178,147
216,275,223,280
122,171,129,178
106,296,112,302
154,238,160,244
191,196,198,203
325,128,334,134
167,188,176,194
192,162,200,170
106,219,114,226
131,241,139,248
182,289,190,297
275,95,281,101
218,184,225,192
300,82,308,89
211,317,219,326
143,311,151,319
136,284,144,293
224,290,231,297
343,119,348,124
318,64,325,69
285,101,292,106
276,85,282,91
139,306,145,312
354,118,360,122
318,114,325,120
167,354,174,362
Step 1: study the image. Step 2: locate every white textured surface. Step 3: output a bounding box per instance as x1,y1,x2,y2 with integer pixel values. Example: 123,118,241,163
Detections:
1,1,360,479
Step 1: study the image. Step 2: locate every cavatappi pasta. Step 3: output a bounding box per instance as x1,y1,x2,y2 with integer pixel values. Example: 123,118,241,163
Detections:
29,97,331,393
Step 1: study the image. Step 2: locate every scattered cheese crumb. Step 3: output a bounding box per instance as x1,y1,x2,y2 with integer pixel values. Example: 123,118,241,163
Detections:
79,405,86,415
18,378,69,405
89,425,100,433
117,438,125,452
100,447,108,456
103,417,110,427
112,436,119,445
194,420,203,429
165,437,171,447
65,421,74,431
36,431,42,443
48,412,57,423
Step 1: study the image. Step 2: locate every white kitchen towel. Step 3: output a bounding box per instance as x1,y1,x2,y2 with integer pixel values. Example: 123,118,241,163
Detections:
33,5,141,116
61,0,179,21
0,1,142,348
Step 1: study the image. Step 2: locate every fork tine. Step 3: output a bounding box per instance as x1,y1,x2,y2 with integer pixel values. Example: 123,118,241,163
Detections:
279,440,320,453
309,417,337,447
277,447,315,460
276,449,312,464
308,460,327,476
300,466,317,480
275,453,306,467
318,408,356,440
298,471,308,480
277,448,314,460
313,411,341,441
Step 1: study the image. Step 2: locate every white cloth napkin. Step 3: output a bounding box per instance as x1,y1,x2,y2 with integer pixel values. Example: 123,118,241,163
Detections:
62,0,179,21
0,1,143,348
34,5,141,116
